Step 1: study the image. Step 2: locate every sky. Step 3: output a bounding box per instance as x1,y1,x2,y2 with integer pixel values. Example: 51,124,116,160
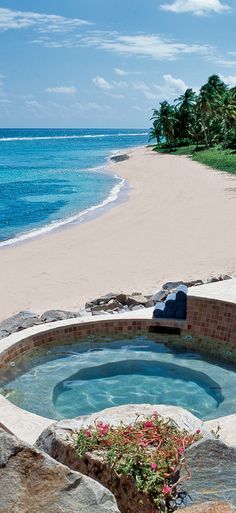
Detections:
0,0,236,128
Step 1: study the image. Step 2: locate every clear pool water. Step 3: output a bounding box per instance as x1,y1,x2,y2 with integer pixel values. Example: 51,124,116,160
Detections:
1,337,236,420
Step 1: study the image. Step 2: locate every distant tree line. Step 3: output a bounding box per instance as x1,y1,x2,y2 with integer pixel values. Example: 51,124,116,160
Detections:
149,74,236,150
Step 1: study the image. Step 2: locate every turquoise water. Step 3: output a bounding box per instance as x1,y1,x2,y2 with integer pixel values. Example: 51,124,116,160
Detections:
1,337,236,420
0,128,148,244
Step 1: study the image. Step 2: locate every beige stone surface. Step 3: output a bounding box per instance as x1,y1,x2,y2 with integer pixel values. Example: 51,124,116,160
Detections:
0,146,235,320
182,501,236,512
0,428,120,513
189,278,236,304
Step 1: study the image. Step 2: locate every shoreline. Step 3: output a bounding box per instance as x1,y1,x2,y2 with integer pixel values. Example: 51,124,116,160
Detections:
0,146,236,321
0,151,132,249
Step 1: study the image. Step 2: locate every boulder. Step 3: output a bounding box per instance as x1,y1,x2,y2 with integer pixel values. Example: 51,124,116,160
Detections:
110,154,129,163
0,311,39,335
162,280,204,292
152,290,168,303
85,293,118,309
162,281,185,291
40,310,78,323
91,300,123,315
180,439,236,507
206,276,220,284
115,293,130,305
37,405,209,513
185,279,204,287
182,502,236,513
0,428,120,513
126,294,154,308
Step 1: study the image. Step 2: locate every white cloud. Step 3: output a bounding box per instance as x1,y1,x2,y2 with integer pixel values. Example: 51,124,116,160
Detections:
92,76,114,90
215,58,236,67
163,74,187,93
220,74,236,86
0,7,91,33
106,93,125,99
45,86,78,94
113,67,140,76
73,102,111,112
25,100,42,108
161,0,230,15
114,68,127,76
82,32,211,61
129,75,188,101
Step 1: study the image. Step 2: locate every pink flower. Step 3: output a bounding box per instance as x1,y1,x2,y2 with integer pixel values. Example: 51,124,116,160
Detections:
151,463,157,470
162,485,171,495
84,429,91,438
98,423,110,436
178,447,186,455
144,420,154,428
196,429,201,434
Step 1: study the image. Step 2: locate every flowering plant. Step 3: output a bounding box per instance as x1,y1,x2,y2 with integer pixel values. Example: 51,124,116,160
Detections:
76,413,201,512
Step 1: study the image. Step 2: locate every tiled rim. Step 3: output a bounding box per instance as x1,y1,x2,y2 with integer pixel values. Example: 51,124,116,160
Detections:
0,293,235,439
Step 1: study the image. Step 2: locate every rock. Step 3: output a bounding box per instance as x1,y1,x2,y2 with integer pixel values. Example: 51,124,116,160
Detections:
152,290,168,303
185,279,204,287
85,293,118,309
0,428,120,513
0,311,39,335
219,274,232,281
206,276,220,284
91,300,123,315
37,405,209,513
40,310,78,323
127,294,154,308
37,404,209,455
162,279,204,292
110,154,129,163
182,502,236,513
131,304,145,311
0,330,9,339
162,281,185,291
180,439,236,507
115,293,130,305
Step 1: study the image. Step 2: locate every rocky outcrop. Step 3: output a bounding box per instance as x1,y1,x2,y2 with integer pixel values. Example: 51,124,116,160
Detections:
180,439,236,507
0,309,80,340
182,502,236,513
40,309,78,323
36,405,209,513
0,311,40,337
0,274,233,340
0,428,120,513
110,154,129,162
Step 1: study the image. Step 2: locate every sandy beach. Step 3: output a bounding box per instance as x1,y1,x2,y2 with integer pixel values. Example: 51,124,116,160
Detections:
0,146,236,321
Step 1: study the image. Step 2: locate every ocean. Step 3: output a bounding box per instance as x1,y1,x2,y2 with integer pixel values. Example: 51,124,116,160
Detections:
0,128,148,245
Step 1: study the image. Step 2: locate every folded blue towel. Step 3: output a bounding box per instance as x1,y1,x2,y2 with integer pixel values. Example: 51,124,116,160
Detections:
153,301,165,318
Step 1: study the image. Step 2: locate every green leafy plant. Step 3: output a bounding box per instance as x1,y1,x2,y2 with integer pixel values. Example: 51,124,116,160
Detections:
76,413,202,512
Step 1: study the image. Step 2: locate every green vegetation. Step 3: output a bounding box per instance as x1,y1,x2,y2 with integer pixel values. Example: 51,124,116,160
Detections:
149,74,236,174
76,413,201,513
155,145,236,175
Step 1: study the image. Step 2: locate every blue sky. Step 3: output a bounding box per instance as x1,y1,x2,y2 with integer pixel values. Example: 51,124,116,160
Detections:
0,0,235,128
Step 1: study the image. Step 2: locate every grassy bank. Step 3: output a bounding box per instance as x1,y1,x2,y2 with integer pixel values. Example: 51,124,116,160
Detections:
154,146,236,175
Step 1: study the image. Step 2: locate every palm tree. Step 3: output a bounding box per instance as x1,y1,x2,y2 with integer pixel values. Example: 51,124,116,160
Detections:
220,89,236,146
175,88,197,143
148,124,162,144
151,101,177,148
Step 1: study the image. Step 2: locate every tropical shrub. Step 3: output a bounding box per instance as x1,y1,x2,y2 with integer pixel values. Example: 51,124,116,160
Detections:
76,413,202,513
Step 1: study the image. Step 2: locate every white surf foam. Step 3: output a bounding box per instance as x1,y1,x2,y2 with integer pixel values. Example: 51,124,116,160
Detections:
0,132,148,142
